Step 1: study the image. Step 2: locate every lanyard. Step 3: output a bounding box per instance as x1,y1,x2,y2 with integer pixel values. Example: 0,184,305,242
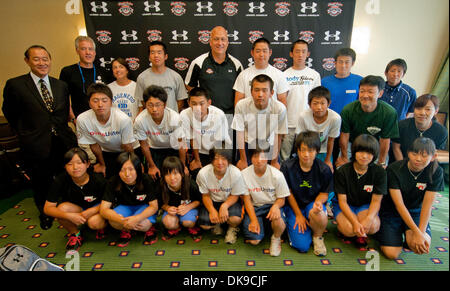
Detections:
77,63,96,94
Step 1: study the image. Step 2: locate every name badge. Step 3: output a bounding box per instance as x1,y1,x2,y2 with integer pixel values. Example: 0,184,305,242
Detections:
416,183,427,190
346,90,356,94
363,185,373,192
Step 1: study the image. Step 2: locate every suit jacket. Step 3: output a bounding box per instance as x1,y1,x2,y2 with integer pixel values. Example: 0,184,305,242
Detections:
2,73,77,160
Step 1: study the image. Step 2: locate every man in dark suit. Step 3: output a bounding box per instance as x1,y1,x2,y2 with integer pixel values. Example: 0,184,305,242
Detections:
2,45,77,230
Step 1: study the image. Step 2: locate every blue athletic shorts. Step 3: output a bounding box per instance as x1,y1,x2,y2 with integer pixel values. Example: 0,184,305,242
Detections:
242,204,287,241
113,204,157,224
284,202,327,253
377,208,432,247
162,208,199,223
331,197,370,218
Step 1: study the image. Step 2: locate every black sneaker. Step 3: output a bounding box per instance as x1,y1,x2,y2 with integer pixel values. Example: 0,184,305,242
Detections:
143,226,158,245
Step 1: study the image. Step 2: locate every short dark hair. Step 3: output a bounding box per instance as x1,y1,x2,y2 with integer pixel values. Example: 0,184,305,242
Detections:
24,45,51,60
251,74,274,91
334,47,356,63
414,94,440,110
385,58,407,74
351,134,379,163
63,147,89,165
149,40,168,55
295,131,321,153
143,85,168,104
359,75,385,92
209,147,233,164
252,37,271,50
87,83,113,100
188,87,210,100
248,144,270,160
290,39,309,52
308,86,331,105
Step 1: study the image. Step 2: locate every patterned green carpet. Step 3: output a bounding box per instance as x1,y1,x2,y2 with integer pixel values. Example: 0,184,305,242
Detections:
0,188,448,271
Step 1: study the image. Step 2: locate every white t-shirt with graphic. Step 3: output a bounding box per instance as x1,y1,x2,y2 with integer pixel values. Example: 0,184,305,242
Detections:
180,105,232,155
133,107,185,149
196,164,247,202
76,107,137,152
241,165,291,207
108,81,140,122
284,66,321,128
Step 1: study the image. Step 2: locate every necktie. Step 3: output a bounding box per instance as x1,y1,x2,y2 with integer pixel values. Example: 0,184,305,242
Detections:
39,79,54,112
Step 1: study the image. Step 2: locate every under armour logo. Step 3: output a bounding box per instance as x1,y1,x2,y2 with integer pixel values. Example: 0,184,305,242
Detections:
99,57,114,68
13,253,24,263
248,57,254,68
249,2,265,13
306,58,313,68
197,1,213,12
228,30,239,41
90,1,108,13
274,30,289,41
324,30,341,41
144,1,160,12
172,30,189,41
121,30,138,41
300,2,318,13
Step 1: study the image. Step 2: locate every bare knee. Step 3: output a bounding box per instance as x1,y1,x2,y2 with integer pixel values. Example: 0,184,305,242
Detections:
381,246,402,260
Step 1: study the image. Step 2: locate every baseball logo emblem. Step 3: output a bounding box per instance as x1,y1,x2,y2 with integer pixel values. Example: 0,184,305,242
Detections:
118,1,134,16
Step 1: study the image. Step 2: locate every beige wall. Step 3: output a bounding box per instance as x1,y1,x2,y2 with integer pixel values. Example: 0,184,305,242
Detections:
0,0,448,115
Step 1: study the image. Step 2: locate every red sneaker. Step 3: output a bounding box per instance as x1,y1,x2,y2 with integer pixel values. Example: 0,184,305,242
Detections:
188,227,203,243
66,233,83,251
144,226,158,245
96,228,106,240
117,230,132,247
162,227,181,241
354,236,369,248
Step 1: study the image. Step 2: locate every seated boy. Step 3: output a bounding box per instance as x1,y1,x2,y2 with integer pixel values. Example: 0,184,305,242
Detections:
196,148,247,244
280,131,333,256
241,146,290,256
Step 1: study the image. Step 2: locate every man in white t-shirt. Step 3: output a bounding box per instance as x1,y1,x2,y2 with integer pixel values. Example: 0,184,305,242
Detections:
196,148,246,244
232,74,288,170
241,147,290,256
233,38,289,108
134,85,187,180
296,86,341,171
180,87,231,174
76,83,137,178
135,41,188,113
281,40,321,161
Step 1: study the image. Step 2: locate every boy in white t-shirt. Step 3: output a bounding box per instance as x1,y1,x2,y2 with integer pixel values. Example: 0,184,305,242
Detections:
232,74,288,171
233,37,289,108
281,40,321,161
134,85,187,180
180,87,231,175
241,147,290,256
76,83,137,178
296,86,341,171
196,148,247,244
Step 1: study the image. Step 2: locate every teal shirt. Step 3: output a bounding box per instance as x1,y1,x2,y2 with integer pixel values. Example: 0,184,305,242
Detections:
341,100,399,143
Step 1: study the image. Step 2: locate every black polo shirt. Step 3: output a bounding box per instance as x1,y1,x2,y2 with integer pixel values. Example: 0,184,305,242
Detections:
185,52,243,114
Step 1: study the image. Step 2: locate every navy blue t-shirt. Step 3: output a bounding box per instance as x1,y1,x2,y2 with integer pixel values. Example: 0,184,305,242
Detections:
280,157,333,208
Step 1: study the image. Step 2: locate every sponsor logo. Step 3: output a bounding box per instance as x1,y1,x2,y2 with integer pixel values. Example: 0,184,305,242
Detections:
143,1,164,16
136,194,147,201
273,30,291,44
306,57,313,68
118,1,134,16
120,30,142,45
416,183,427,190
171,1,186,16
367,126,381,135
363,185,373,192
248,30,264,43
275,2,290,16
322,58,335,71
99,57,114,70
298,2,319,17
206,68,214,74
147,30,162,42
195,1,216,16
174,57,190,71
228,30,241,44
327,2,343,17
96,30,112,44
299,30,315,44
84,196,96,202
321,30,343,45
247,1,267,16
223,1,238,16
90,1,111,16
126,57,140,70
300,180,312,188
170,30,191,44
273,57,288,71
198,30,211,44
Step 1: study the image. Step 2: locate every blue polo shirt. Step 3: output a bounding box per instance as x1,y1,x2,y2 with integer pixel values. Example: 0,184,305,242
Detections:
379,81,417,120
322,73,363,114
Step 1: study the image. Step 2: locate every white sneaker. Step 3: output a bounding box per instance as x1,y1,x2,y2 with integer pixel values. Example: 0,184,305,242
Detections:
313,236,327,256
270,235,282,257
224,226,239,244
211,224,224,235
